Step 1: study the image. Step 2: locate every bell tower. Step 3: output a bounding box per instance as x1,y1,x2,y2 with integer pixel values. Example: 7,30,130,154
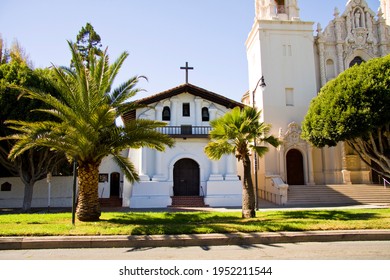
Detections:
247,0,317,181
255,0,300,21
381,0,390,25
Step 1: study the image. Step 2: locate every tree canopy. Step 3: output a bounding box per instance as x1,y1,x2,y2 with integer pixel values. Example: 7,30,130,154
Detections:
3,41,174,220
0,46,70,210
302,55,390,177
75,23,102,64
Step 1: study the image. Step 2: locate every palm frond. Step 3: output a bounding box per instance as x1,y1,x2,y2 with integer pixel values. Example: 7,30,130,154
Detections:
251,145,269,158
206,106,279,161
110,75,146,107
4,41,174,175
112,153,139,183
204,140,235,160
122,119,175,151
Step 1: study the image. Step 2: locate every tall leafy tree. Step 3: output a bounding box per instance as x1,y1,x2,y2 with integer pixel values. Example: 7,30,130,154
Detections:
204,107,279,218
302,55,390,178
75,23,103,65
3,42,174,221
0,47,69,211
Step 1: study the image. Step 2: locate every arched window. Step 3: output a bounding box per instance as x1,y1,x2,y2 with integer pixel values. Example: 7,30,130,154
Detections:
162,106,171,121
326,59,336,81
349,56,364,68
202,107,209,122
275,0,285,14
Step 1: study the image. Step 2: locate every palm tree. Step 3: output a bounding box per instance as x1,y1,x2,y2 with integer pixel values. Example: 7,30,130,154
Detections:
4,42,174,221
204,106,279,218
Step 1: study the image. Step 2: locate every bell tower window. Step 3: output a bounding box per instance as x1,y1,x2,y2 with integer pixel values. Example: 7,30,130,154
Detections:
276,0,285,14
162,106,171,121
183,103,190,117
202,107,210,122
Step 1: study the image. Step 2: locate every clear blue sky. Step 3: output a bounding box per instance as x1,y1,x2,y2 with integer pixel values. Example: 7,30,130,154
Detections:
0,0,380,101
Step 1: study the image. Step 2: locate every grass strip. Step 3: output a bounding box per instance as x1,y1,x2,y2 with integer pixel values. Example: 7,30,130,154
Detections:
0,208,389,236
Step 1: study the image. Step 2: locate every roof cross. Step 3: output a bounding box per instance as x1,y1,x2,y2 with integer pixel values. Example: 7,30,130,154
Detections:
180,62,194,83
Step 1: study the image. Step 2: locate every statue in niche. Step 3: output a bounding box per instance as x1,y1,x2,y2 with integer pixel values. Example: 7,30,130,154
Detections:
355,10,362,28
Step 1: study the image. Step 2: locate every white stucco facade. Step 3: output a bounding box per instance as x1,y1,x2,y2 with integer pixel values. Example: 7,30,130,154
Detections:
246,0,390,191
123,84,243,208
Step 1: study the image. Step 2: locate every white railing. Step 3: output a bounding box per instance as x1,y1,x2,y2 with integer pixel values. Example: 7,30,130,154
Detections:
263,175,289,205
383,177,390,188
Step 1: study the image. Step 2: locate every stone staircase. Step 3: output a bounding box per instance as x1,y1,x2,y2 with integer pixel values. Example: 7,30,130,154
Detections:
286,184,390,207
170,196,209,208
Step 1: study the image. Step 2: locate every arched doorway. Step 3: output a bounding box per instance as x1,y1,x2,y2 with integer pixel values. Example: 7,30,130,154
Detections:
110,172,120,197
173,158,200,196
349,56,364,67
286,149,305,185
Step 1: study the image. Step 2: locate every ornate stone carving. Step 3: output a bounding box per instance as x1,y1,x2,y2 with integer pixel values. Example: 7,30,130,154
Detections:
283,122,306,149
316,0,390,84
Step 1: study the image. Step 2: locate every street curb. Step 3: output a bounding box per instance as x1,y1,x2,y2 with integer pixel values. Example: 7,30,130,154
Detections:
1,230,390,250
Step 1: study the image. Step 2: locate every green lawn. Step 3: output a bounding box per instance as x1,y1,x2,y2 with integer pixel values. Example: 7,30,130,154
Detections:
0,208,390,236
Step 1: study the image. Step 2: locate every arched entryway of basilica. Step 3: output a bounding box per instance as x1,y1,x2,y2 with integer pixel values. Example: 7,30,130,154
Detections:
278,122,316,186
286,149,305,185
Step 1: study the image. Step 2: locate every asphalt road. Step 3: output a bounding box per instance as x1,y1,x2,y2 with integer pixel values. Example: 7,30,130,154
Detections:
1,240,390,260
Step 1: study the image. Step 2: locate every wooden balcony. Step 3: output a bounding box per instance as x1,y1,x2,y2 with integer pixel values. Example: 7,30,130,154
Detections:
157,125,212,138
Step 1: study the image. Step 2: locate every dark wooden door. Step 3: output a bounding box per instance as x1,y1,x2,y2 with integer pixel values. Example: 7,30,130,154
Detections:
110,172,120,197
173,159,200,196
286,149,305,185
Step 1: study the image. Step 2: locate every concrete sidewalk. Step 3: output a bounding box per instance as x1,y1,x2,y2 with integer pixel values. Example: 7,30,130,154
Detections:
2,230,390,250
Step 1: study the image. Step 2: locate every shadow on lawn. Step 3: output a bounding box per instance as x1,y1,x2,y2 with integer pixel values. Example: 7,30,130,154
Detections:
276,210,379,221
99,210,382,235
105,212,242,225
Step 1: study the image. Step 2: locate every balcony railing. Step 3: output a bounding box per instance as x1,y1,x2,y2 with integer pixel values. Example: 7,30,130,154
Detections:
157,125,212,138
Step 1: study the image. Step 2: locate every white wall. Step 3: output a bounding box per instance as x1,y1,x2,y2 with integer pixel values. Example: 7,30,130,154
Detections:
0,154,126,208
247,19,318,177
0,176,73,208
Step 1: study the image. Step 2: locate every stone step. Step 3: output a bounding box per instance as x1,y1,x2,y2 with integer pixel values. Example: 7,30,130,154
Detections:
170,196,209,208
99,196,123,208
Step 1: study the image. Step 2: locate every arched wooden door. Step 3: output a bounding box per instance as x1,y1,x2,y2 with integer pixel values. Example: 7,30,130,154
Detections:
110,172,120,197
173,159,200,196
286,149,305,185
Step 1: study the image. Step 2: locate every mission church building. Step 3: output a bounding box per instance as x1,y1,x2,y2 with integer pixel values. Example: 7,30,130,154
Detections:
120,82,244,208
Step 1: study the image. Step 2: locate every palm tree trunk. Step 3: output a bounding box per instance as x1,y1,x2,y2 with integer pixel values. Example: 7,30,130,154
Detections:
22,182,34,212
242,155,256,218
76,162,101,221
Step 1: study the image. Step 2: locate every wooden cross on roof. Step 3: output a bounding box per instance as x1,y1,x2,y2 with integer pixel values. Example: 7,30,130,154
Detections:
180,62,194,83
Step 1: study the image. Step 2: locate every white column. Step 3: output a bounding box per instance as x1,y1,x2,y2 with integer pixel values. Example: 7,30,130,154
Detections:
155,103,163,121
139,148,150,181
209,104,217,121
194,97,202,126
152,151,166,181
278,145,286,182
307,144,315,185
209,160,223,181
225,154,239,181
170,97,179,126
